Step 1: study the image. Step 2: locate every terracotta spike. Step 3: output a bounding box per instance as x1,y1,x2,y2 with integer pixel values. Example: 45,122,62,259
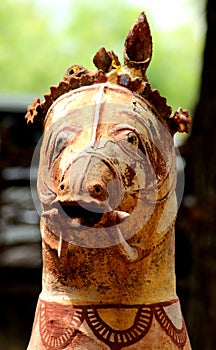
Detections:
93,47,121,72
124,11,152,76
25,98,41,124
169,107,192,133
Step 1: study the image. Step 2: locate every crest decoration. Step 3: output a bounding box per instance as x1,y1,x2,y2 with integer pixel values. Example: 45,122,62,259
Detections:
25,12,191,134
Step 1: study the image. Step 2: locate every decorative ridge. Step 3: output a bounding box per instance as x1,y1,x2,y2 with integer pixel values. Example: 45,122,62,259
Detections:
25,12,191,134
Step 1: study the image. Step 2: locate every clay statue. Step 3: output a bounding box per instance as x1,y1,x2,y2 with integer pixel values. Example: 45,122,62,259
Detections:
25,12,192,350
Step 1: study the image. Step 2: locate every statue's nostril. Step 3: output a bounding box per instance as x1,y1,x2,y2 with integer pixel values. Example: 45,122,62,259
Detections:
94,184,102,193
60,184,65,191
88,182,108,201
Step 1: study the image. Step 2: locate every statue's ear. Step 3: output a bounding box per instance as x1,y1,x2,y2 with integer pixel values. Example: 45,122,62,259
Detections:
124,12,152,78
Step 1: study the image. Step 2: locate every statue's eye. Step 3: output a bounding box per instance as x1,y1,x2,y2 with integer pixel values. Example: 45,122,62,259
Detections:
47,127,79,169
55,137,64,154
54,131,70,156
47,134,68,168
127,132,139,146
110,127,141,151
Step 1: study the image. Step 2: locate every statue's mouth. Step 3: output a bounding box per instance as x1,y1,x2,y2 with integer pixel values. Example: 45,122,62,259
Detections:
41,200,143,262
59,201,129,228
60,201,103,227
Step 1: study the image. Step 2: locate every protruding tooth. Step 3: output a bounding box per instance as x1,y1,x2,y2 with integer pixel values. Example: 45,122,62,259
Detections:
114,226,139,263
67,218,81,228
58,232,63,259
118,239,139,262
113,210,130,224
99,210,129,226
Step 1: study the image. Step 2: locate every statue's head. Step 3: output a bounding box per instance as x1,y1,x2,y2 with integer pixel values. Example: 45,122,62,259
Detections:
26,12,191,263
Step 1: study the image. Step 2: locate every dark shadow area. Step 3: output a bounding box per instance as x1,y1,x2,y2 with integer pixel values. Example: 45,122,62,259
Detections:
0,100,42,349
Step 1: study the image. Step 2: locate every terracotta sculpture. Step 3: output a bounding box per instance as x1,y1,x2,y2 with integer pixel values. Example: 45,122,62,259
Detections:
26,12,192,349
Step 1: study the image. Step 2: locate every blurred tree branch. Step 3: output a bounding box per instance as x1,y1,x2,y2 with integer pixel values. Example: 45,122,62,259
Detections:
177,0,216,348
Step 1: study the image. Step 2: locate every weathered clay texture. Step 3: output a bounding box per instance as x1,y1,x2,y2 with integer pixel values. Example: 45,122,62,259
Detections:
26,12,191,350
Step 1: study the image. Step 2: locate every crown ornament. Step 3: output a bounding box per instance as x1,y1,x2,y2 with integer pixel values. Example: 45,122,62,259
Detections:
25,12,191,135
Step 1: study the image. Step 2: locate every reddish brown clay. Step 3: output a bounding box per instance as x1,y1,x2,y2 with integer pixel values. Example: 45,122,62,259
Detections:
26,12,191,350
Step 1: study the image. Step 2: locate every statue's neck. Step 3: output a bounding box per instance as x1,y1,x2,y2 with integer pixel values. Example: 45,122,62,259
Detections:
40,223,177,305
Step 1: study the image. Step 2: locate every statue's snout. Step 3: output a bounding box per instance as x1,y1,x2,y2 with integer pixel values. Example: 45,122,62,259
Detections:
59,152,124,211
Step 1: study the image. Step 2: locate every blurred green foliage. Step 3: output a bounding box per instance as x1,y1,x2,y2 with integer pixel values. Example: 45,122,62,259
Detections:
0,0,205,114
